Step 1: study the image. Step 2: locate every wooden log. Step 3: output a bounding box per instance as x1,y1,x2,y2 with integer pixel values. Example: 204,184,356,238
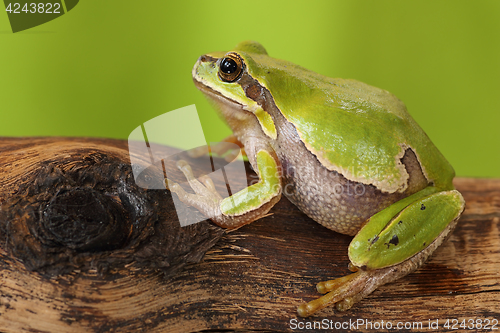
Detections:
0,138,498,332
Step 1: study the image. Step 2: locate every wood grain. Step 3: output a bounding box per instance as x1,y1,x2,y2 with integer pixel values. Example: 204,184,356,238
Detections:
0,138,498,332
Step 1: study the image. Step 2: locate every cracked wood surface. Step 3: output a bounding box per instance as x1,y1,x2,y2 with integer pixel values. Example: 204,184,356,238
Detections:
0,138,499,332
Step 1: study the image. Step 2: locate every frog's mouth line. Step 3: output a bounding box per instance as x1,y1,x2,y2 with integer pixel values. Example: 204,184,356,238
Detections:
192,78,246,112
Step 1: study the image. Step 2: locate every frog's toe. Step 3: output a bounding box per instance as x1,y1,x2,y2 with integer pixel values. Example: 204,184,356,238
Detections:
176,160,221,201
297,271,367,317
198,175,223,200
316,271,359,294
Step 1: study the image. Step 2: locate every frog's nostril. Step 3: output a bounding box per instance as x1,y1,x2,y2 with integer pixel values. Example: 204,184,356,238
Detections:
199,55,211,63
198,54,218,64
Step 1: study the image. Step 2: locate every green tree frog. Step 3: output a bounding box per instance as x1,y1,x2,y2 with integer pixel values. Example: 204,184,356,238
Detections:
167,41,465,317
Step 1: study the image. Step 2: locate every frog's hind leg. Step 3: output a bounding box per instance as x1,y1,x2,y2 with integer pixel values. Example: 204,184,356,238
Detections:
298,212,460,317
298,187,464,317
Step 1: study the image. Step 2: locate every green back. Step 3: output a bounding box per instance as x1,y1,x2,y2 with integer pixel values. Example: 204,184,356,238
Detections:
237,46,455,192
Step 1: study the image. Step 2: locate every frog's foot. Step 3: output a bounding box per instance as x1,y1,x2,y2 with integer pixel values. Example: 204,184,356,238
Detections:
297,271,365,317
187,135,246,161
166,160,222,219
297,267,402,317
297,243,439,317
167,155,281,229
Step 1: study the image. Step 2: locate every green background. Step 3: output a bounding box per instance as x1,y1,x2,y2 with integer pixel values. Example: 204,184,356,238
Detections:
1,0,499,178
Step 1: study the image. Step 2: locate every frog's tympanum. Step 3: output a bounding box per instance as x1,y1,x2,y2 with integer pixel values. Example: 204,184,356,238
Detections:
167,41,465,316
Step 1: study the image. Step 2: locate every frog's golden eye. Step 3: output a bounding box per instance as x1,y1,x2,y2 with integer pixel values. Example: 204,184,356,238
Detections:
218,53,243,83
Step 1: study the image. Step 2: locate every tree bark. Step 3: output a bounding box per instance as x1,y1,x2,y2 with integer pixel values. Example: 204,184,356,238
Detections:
0,138,498,332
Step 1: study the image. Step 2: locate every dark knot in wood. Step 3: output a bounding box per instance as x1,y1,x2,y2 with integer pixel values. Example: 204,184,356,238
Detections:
0,138,224,277
40,187,129,252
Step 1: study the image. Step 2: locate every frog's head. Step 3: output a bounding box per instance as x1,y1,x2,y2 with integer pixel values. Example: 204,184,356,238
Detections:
192,41,278,139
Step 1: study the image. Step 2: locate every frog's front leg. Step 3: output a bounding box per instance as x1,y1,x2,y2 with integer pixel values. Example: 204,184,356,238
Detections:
298,187,465,317
167,149,281,229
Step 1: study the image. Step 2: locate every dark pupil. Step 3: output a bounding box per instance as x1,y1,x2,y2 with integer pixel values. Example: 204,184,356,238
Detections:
220,58,238,74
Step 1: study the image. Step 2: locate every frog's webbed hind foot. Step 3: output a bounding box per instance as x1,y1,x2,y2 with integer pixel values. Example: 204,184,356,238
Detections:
299,262,415,317
297,270,374,317
297,264,410,317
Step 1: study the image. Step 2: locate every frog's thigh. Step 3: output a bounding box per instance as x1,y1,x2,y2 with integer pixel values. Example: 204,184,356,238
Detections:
349,188,465,270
